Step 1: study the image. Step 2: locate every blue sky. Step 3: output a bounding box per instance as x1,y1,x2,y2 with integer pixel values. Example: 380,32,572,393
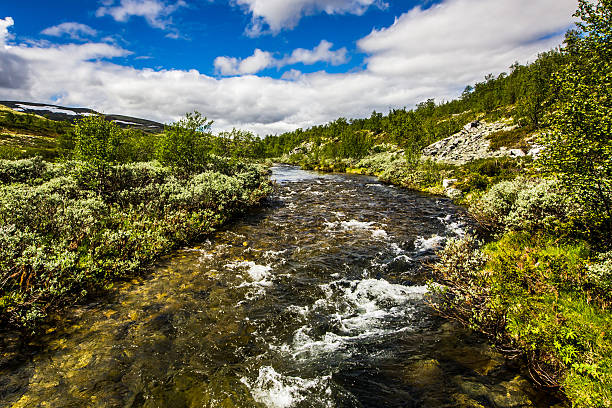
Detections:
0,0,578,134
2,1,430,76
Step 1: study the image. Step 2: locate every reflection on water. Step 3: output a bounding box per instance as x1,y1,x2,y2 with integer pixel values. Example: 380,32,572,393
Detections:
0,165,555,407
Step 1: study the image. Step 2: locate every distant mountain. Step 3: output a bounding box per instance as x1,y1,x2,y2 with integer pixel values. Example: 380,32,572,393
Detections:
0,101,165,133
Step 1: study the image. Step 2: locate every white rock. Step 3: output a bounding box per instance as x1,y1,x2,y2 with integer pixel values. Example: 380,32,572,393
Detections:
527,145,544,157
443,178,458,189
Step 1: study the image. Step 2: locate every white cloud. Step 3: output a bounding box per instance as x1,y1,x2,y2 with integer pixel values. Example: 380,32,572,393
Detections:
0,0,578,136
215,40,348,76
41,22,98,40
285,40,348,65
358,0,577,84
96,0,186,30
233,0,388,35
214,49,274,75
0,16,14,45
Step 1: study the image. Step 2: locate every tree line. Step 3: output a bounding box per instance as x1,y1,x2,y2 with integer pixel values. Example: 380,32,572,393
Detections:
257,48,569,161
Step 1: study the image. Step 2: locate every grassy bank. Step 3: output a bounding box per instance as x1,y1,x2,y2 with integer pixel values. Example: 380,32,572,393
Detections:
430,174,612,407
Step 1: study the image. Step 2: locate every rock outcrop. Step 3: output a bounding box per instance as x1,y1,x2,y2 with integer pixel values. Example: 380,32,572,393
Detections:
421,121,534,165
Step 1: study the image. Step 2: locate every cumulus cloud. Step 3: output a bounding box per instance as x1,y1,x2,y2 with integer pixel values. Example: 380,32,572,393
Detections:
214,40,348,76
0,16,14,45
233,0,388,35
41,22,98,40
96,0,186,30
214,49,274,76
285,40,348,66
0,0,578,135
358,0,577,85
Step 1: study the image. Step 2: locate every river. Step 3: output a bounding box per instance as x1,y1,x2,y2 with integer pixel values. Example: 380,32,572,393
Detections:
0,165,555,407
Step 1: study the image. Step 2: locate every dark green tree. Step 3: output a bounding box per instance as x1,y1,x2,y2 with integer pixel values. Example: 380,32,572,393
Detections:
157,111,214,174
540,0,612,235
73,115,123,190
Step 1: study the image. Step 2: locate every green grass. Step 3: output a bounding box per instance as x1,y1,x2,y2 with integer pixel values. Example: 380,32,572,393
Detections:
485,126,533,151
0,132,59,160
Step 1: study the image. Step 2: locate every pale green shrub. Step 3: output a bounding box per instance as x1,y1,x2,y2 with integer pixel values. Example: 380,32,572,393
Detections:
428,234,490,328
587,251,612,297
0,156,63,184
0,160,271,328
505,178,571,231
470,179,523,229
356,151,405,174
472,177,572,233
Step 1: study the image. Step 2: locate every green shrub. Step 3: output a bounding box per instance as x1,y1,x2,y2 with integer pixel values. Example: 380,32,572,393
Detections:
539,0,612,240
486,126,532,150
428,235,491,331
0,160,271,329
157,111,214,174
431,232,612,406
586,251,612,303
0,156,52,184
73,115,123,165
471,177,573,234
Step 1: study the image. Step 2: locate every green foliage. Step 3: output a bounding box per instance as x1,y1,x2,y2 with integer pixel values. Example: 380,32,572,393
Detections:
431,232,612,406
157,111,214,174
513,51,566,129
539,0,612,239
118,128,159,162
0,109,73,141
0,158,271,329
0,109,75,160
586,251,612,302
454,157,525,196
214,128,263,159
72,115,128,192
428,234,490,330
0,156,57,184
73,115,123,165
471,177,574,234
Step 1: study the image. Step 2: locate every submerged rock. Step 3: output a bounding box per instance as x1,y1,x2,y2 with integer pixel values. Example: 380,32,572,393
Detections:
453,375,535,408
403,359,444,387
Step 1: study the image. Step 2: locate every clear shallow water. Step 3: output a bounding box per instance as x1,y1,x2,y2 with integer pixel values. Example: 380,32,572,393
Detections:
0,165,555,408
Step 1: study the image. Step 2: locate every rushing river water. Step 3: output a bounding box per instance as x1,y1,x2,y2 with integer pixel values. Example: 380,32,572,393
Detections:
0,165,556,408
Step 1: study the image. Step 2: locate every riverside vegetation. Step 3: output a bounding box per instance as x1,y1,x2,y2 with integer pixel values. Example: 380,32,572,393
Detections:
254,1,611,406
0,112,272,330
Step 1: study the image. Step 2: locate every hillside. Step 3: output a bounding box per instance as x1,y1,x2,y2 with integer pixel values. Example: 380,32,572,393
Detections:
0,101,164,133
0,102,165,160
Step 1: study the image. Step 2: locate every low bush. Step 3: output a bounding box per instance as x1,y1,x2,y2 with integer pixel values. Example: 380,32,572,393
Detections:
485,126,532,151
0,156,55,184
0,159,271,329
471,177,574,234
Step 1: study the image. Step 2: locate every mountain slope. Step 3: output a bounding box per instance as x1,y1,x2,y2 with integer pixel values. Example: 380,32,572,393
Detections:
0,101,164,133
